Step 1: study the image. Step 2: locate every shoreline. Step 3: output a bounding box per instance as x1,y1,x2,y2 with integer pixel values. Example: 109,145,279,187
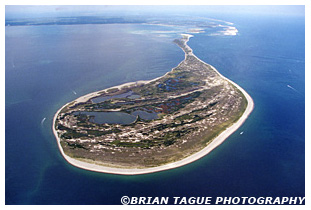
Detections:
52,34,254,175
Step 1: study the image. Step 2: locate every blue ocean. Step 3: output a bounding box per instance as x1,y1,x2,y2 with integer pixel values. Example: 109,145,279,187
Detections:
5,13,305,204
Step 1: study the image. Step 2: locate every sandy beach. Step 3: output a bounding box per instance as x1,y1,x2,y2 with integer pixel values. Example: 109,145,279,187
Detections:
52,34,254,175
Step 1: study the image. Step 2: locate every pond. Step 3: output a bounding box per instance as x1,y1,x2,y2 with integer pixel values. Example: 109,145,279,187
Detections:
91,91,141,103
73,110,158,125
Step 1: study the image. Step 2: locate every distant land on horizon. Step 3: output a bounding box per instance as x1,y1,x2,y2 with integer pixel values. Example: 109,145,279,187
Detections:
5,15,147,26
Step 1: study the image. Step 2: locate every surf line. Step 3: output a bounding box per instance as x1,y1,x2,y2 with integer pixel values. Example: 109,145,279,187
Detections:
41,117,46,125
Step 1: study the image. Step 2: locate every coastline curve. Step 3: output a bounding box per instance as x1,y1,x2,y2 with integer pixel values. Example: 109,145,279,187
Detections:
52,34,254,175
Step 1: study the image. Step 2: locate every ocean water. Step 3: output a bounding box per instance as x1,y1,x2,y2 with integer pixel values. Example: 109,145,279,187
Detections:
5,14,304,204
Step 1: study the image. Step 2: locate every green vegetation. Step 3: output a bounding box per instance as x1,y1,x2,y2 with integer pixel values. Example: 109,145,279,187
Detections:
106,88,119,93
61,129,87,139
54,35,251,169
112,140,148,148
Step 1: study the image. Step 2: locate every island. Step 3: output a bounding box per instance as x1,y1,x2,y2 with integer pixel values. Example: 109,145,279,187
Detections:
53,34,254,175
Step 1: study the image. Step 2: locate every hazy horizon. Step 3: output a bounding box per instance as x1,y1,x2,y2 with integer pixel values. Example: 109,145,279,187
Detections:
6,5,305,19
